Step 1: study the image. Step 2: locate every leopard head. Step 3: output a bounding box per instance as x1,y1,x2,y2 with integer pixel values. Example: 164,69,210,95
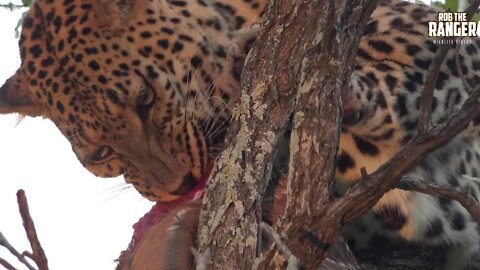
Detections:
0,0,244,202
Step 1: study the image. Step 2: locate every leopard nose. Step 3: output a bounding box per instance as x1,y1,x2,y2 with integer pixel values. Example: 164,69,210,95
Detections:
171,172,198,196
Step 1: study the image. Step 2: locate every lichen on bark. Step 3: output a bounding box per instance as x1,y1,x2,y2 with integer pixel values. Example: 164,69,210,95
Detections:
197,1,379,268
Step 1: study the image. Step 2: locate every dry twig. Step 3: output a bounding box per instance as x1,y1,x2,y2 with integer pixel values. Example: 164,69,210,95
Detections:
17,190,48,270
259,222,301,269
338,64,480,222
0,256,19,270
398,175,480,224
337,0,480,222
418,44,451,133
455,45,474,94
417,2,479,131
0,232,35,270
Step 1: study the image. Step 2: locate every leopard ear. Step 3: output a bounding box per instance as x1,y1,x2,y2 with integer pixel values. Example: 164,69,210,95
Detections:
94,0,141,36
0,68,43,117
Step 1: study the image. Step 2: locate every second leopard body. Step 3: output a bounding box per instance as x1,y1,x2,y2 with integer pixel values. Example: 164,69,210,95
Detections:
337,2,480,268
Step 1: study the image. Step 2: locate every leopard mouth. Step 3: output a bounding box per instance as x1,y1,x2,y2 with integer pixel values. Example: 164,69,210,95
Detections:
171,172,200,196
130,170,210,247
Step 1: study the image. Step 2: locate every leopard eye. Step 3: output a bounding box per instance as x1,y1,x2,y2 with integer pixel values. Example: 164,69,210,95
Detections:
342,110,363,126
91,146,114,163
136,85,155,107
136,85,156,121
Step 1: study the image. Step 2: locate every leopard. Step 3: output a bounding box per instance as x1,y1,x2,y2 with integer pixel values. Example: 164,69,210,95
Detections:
336,2,480,268
0,0,269,202
1,0,480,269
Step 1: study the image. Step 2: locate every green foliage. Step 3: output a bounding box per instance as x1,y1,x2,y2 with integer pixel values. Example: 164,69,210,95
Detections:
428,1,449,10
473,14,480,22
426,0,480,21
444,0,459,11
428,0,456,11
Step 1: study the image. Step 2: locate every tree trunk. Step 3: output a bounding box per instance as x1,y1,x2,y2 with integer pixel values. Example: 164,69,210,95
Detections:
197,0,480,268
197,0,378,269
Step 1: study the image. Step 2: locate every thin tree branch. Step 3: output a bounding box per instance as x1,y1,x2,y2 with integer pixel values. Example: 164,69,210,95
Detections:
17,190,48,270
464,1,480,19
418,0,480,133
259,222,301,269
418,45,451,134
0,232,36,270
447,90,458,115
0,3,28,10
22,251,34,262
455,45,474,94
337,78,480,222
397,175,480,224
330,0,480,223
0,257,18,270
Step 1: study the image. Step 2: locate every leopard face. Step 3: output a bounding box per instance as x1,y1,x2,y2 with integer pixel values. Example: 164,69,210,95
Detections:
0,0,267,202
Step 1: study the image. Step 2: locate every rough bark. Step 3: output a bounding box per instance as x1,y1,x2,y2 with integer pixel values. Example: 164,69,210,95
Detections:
268,0,379,268
197,0,378,269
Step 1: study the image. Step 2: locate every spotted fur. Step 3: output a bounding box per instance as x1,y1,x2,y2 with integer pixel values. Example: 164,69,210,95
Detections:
337,1,480,268
1,0,480,269
0,0,269,202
